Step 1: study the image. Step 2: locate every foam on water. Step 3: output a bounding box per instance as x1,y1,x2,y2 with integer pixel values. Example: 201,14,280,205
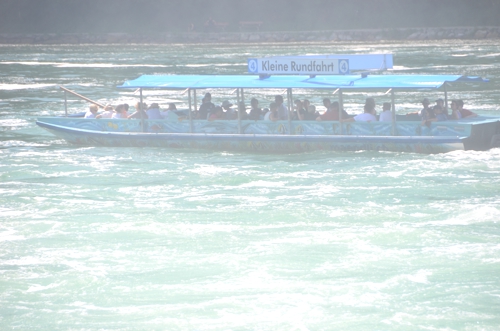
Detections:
1,42,500,330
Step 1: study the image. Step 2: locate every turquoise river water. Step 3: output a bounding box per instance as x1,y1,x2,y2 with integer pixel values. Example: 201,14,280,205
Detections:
1,41,500,330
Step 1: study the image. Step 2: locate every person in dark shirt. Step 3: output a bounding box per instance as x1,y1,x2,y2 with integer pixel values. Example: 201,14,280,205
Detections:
237,102,248,120
197,93,215,120
128,102,148,119
295,99,307,120
248,98,262,120
303,105,319,120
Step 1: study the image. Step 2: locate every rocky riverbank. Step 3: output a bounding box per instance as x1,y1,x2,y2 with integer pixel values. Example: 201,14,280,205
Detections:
1,26,499,44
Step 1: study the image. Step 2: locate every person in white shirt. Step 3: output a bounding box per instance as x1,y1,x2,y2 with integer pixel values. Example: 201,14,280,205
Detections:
96,104,114,119
146,103,162,120
342,97,377,122
264,102,279,121
112,104,128,119
378,102,392,122
84,104,98,118
275,95,288,120
161,103,179,120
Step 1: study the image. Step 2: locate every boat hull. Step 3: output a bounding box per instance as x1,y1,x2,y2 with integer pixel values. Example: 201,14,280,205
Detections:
37,119,464,154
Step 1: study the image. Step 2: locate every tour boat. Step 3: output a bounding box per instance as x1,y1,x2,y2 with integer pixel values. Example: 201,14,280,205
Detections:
36,55,500,154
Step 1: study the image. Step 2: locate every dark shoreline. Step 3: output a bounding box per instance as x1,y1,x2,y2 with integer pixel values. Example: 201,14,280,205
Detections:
1,26,499,45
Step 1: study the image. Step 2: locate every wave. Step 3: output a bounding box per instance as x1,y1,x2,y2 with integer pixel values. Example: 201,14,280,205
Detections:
0,61,169,68
0,83,56,90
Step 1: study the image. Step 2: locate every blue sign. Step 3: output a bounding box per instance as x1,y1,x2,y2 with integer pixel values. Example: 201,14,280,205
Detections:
248,57,349,75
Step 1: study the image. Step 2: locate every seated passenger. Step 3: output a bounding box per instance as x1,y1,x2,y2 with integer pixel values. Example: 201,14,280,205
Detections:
295,99,307,120
304,105,319,120
197,93,215,120
112,104,128,119
449,99,462,120
364,97,376,116
248,98,262,120
407,98,431,117
342,100,377,122
128,102,148,119
264,102,279,121
84,104,99,118
434,105,448,121
221,100,236,120
303,99,311,112
146,103,162,120
378,102,392,122
161,103,179,120
458,99,478,118
421,105,437,126
96,104,114,119
275,95,288,120
316,101,348,121
237,102,248,120
322,98,331,111
208,106,225,121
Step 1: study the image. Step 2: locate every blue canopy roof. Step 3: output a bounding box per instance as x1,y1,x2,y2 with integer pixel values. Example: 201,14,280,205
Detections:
117,74,488,90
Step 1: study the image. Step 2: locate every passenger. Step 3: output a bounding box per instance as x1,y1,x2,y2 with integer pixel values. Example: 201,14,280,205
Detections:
316,101,348,121
248,98,262,120
237,102,248,120
421,107,436,126
84,104,99,118
96,104,114,119
434,105,448,121
197,93,215,120
146,103,162,120
275,95,288,120
304,105,319,120
378,102,392,122
128,102,148,119
435,98,444,110
342,100,377,122
111,104,121,119
303,99,311,112
407,98,431,117
112,104,128,119
264,102,279,121
123,103,129,113
458,99,478,118
221,100,236,120
161,103,178,120
295,99,307,120
208,106,225,121
322,98,331,112
261,107,269,119
364,97,376,116
450,100,462,120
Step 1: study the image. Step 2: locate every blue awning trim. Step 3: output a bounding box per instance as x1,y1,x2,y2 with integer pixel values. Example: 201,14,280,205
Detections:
117,74,489,90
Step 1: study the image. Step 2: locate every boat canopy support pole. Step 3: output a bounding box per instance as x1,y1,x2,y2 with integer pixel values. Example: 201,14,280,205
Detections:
188,89,193,133
140,88,145,133
287,88,292,135
193,89,197,116
391,89,396,136
64,90,68,117
339,89,343,135
444,83,449,115
237,88,242,134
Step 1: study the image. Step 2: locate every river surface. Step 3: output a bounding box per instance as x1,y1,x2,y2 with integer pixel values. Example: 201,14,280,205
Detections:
1,41,500,330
